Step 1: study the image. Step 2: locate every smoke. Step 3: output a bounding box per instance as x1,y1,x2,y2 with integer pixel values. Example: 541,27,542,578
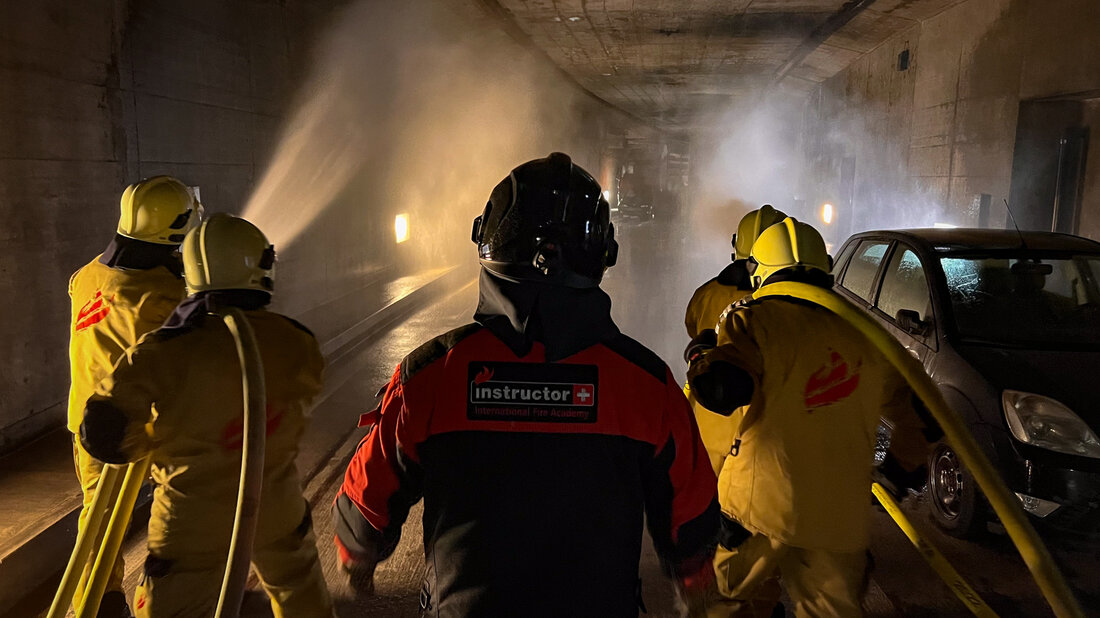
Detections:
692,103,804,222
689,91,959,257
240,0,613,320
684,98,806,277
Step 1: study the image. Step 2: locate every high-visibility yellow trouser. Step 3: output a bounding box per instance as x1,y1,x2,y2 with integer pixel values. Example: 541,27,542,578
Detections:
72,436,127,607
708,532,867,618
133,515,333,618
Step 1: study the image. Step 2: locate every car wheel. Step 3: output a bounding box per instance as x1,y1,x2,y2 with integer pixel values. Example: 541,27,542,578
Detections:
927,442,986,538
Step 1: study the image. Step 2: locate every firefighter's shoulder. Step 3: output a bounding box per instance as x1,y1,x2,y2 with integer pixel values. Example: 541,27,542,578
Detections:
400,323,484,384
601,333,668,384
278,314,316,338
725,293,823,318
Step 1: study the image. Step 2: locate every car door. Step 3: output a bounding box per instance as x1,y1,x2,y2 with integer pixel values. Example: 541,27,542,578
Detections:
873,242,937,367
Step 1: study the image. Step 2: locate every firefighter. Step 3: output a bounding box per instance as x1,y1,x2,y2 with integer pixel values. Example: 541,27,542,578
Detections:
686,218,935,617
332,152,719,616
684,204,786,340
684,204,786,474
67,176,197,616
80,214,333,618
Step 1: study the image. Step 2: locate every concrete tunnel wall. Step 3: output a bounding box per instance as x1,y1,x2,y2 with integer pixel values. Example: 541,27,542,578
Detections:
0,0,645,452
0,0,336,451
799,0,1100,247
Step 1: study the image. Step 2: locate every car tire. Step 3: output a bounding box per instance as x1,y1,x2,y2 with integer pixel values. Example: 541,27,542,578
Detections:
927,442,987,538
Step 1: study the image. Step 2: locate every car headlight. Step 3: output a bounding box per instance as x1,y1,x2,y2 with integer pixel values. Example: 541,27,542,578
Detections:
1002,390,1100,458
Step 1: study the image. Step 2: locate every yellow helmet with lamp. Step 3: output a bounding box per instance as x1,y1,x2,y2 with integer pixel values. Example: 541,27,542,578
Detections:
733,203,787,261
748,217,830,288
117,176,200,245
182,214,275,294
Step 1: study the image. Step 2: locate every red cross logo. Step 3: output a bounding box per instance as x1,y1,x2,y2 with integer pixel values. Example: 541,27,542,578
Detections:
573,385,593,404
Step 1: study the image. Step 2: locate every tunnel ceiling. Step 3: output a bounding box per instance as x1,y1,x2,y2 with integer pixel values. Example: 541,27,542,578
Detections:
480,0,966,131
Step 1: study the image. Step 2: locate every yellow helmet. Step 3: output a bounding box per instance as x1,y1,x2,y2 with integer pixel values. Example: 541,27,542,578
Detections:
117,176,199,245
749,217,830,288
182,214,275,294
733,203,787,260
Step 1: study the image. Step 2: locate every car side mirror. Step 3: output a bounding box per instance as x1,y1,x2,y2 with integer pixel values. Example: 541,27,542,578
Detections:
896,309,930,336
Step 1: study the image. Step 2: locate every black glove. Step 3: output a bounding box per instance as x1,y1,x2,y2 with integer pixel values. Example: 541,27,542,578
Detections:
684,330,717,365
689,361,754,415
873,452,927,500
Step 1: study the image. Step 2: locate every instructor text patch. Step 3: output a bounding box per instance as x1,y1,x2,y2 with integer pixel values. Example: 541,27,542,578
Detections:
467,362,598,423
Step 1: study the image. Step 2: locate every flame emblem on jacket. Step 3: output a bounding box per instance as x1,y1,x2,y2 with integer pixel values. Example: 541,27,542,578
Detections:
76,291,112,331
803,350,861,410
474,367,494,385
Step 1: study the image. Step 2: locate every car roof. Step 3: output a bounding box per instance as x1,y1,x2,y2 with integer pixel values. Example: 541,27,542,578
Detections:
846,228,1100,253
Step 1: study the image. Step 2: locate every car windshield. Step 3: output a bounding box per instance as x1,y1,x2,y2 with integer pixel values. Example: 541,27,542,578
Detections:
939,254,1100,347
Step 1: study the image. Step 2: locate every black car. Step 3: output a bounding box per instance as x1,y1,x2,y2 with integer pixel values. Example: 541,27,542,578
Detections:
831,228,1100,538
613,174,656,223
613,198,655,223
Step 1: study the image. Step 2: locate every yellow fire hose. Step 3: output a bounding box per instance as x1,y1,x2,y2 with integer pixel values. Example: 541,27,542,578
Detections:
76,457,152,617
47,463,124,618
754,282,1082,617
213,307,267,618
50,308,267,618
871,482,998,617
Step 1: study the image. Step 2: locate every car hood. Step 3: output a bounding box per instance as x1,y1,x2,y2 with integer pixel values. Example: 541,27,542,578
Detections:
956,344,1100,426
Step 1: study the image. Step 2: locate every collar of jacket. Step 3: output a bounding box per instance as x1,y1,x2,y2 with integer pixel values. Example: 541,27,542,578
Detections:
99,234,183,277
473,268,620,362
716,260,750,288
160,290,272,334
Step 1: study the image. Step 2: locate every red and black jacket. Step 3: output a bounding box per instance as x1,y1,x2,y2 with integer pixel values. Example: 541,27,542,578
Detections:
334,275,718,616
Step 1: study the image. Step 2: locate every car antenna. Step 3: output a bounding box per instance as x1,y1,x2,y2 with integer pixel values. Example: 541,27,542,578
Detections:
1003,198,1027,250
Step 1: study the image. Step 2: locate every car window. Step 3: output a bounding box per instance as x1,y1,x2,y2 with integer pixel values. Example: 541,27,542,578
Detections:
839,240,890,301
940,254,1100,346
877,247,932,323
832,241,858,276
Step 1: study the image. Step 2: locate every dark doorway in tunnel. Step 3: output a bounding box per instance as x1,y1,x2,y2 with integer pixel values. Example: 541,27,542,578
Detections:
1008,99,1090,233
1053,127,1090,234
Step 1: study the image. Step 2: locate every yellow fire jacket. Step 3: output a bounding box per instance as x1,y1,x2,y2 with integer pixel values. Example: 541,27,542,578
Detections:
83,305,324,557
684,262,754,473
68,256,184,433
684,262,753,339
689,295,931,552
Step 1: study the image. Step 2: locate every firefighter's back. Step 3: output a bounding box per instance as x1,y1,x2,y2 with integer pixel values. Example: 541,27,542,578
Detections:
142,309,323,558
399,326,683,615
720,297,905,551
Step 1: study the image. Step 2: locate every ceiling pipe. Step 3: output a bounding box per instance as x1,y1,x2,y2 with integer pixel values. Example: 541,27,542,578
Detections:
770,0,878,89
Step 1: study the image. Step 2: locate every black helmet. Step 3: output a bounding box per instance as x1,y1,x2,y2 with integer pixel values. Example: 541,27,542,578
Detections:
471,152,618,288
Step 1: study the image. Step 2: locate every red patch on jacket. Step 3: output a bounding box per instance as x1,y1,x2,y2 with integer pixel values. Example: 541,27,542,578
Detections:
803,350,861,410
76,291,112,331
221,405,285,450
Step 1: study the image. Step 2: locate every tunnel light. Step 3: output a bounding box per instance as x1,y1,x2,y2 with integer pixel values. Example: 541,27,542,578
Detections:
821,203,834,225
603,190,610,200
395,213,409,244
933,222,957,229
